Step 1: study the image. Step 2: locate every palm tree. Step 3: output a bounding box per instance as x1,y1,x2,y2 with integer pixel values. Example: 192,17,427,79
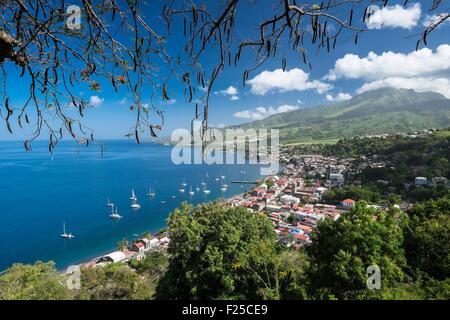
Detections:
116,238,129,251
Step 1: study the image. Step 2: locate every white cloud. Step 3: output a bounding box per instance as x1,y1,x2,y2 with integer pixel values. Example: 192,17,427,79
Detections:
357,77,450,98
216,123,226,129
422,14,450,28
234,104,299,121
296,99,304,105
216,85,240,101
326,92,353,102
218,86,238,96
366,4,421,30
326,44,450,81
248,68,331,95
89,95,104,107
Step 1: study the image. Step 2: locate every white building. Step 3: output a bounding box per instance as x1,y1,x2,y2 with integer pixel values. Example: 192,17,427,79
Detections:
415,177,428,186
98,251,126,264
280,195,300,205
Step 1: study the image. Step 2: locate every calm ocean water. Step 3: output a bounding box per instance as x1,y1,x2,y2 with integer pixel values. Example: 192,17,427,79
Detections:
0,140,263,270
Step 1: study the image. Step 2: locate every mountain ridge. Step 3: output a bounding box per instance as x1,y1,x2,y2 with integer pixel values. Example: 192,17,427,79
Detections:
229,88,450,144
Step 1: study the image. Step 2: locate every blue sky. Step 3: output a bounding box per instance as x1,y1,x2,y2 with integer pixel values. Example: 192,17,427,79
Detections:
1,0,450,140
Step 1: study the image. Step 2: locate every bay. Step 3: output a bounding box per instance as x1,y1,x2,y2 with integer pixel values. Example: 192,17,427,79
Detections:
0,140,263,270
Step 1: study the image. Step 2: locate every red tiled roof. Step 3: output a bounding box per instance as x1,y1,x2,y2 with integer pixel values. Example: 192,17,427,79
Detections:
293,234,309,241
342,199,355,203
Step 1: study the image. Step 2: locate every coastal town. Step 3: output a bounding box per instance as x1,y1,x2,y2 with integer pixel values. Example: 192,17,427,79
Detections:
73,131,449,270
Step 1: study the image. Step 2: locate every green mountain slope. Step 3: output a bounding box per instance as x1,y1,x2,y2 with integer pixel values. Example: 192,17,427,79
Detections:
230,88,450,144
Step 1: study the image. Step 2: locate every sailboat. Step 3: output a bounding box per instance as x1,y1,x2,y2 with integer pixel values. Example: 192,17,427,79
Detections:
203,183,211,194
130,189,137,201
181,178,187,187
106,197,114,207
220,180,227,192
188,186,195,195
195,185,200,191
109,205,123,220
147,187,156,196
179,184,185,192
61,222,74,239
131,201,141,209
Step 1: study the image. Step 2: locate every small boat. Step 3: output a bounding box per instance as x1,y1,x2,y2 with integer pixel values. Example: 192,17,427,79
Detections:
179,185,185,192
130,189,137,201
109,206,123,220
147,188,156,196
131,203,141,209
220,181,227,192
195,185,200,191
189,186,195,195
203,184,211,194
106,198,114,207
220,174,226,180
61,222,74,239
181,178,187,187
215,177,220,181
161,200,166,204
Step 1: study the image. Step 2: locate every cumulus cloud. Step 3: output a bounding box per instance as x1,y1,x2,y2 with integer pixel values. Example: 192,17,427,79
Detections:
356,77,450,99
366,4,421,29
215,85,239,101
326,92,353,102
89,95,104,107
326,44,450,81
234,104,299,121
248,68,331,95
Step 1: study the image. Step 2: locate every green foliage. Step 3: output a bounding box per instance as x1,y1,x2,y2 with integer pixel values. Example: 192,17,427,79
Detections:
307,204,406,299
74,263,153,300
277,250,310,300
266,179,275,188
129,251,169,280
404,197,450,280
322,186,381,203
0,261,70,300
156,202,279,299
116,238,129,251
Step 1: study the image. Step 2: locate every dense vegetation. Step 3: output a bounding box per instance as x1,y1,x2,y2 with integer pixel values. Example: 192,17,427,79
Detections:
231,88,450,144
2,198,447,300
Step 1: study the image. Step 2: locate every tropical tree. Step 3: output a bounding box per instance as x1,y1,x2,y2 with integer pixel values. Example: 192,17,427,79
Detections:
156,202,279,299
307,204,406,299
0,261,70,300
74,263,153,300
116,238,129,251
403,196,450,280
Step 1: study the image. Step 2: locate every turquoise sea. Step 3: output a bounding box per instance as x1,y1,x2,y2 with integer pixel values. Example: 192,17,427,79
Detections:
0,140,263,270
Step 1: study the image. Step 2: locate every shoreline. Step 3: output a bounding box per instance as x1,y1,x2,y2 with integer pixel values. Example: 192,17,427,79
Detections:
57,191,254,273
